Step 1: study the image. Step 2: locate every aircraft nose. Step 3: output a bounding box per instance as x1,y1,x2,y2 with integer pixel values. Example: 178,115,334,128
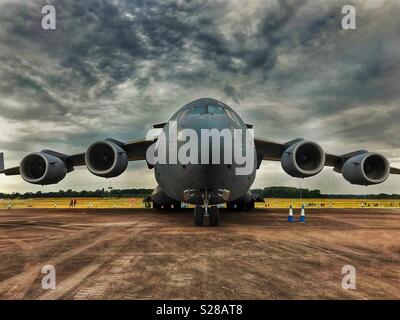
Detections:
186,163,221,189
181,113,234,131
173,114,240,189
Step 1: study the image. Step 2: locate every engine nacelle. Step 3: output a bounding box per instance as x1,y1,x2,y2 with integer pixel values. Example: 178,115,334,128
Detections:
281,141,325,178
85,140,128,178
342,153,390,185
20,152,67,185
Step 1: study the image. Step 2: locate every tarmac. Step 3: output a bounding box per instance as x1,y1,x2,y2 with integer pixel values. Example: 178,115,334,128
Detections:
0,208,399,299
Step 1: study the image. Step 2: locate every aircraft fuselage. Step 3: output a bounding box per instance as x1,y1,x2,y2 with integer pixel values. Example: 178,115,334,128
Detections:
154,98,257,205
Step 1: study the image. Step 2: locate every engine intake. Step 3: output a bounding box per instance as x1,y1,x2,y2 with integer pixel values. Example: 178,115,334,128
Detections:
342,153,390,185
20,152,67,185
85,140,128,178
281,141,325,178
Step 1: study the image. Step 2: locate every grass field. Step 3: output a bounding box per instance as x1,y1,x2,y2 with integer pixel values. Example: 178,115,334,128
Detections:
263,198,400,209
1,197,400,209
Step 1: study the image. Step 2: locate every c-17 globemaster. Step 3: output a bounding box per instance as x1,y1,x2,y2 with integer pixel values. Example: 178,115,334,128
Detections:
1,98,399,226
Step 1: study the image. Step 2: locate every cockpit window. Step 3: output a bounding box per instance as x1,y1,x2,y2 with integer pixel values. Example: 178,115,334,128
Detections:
187,104,226,116
207,104,226,115
188,105,207,115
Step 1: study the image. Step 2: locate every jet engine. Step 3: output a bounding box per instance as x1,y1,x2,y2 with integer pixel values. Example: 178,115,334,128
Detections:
342,153,390,185
85,140,128,178
20,152,67,185
281,140,325,178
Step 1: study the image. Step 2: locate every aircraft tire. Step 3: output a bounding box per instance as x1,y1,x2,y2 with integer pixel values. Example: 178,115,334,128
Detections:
172,201,182,210
153,203,162,210
249,199,255,210
194,205,204,226
209,206,219,226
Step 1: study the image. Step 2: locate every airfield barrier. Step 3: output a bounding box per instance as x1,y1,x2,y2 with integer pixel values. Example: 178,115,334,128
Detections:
1,198,400,209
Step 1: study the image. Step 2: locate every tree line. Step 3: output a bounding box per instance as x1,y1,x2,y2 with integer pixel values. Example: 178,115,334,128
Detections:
0,188,154,199
251,187,400,199
0,186,399,199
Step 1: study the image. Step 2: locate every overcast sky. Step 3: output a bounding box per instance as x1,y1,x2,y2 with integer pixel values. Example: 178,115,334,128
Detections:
0,0,399,194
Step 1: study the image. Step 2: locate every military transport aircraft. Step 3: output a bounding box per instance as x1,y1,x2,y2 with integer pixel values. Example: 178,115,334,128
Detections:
1,98,399,226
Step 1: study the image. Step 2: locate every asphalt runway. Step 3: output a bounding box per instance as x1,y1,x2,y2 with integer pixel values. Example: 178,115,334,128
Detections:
0,208,399,300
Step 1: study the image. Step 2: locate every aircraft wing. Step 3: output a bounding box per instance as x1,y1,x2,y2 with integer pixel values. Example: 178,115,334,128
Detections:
0,153,20,176
124,137,158,161
253,137,286,162
254,137,400,174
0,137,157,177
66,137,157,167
0,159,20,177
391,167,400,174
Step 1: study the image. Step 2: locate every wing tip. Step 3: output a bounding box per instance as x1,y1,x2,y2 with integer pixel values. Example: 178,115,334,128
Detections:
0,152,4,172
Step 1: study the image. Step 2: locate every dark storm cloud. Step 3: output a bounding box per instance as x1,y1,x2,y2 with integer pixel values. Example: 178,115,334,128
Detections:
0,0,399,192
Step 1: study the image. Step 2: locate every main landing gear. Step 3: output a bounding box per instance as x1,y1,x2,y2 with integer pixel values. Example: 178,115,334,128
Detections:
194,190,220,226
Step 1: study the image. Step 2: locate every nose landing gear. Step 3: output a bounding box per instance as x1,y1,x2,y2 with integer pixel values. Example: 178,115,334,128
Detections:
193,205,220,226
193,190,220,226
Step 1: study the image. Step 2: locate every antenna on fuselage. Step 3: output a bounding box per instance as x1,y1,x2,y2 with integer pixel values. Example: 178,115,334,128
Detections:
108,180,113,201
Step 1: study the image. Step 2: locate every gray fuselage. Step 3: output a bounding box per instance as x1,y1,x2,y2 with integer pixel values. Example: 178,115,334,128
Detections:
154,98,257,205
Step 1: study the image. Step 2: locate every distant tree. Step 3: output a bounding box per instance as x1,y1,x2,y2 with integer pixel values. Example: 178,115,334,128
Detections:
0,187,398,200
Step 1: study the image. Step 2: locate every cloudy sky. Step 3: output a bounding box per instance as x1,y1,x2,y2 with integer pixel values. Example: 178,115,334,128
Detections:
0,0,399,194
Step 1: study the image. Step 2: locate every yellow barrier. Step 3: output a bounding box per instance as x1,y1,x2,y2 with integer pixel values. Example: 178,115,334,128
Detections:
1,198,399,209
258,198,400,209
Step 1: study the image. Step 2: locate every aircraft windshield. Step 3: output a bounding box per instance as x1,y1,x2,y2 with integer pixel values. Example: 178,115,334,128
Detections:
187,104,226,116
